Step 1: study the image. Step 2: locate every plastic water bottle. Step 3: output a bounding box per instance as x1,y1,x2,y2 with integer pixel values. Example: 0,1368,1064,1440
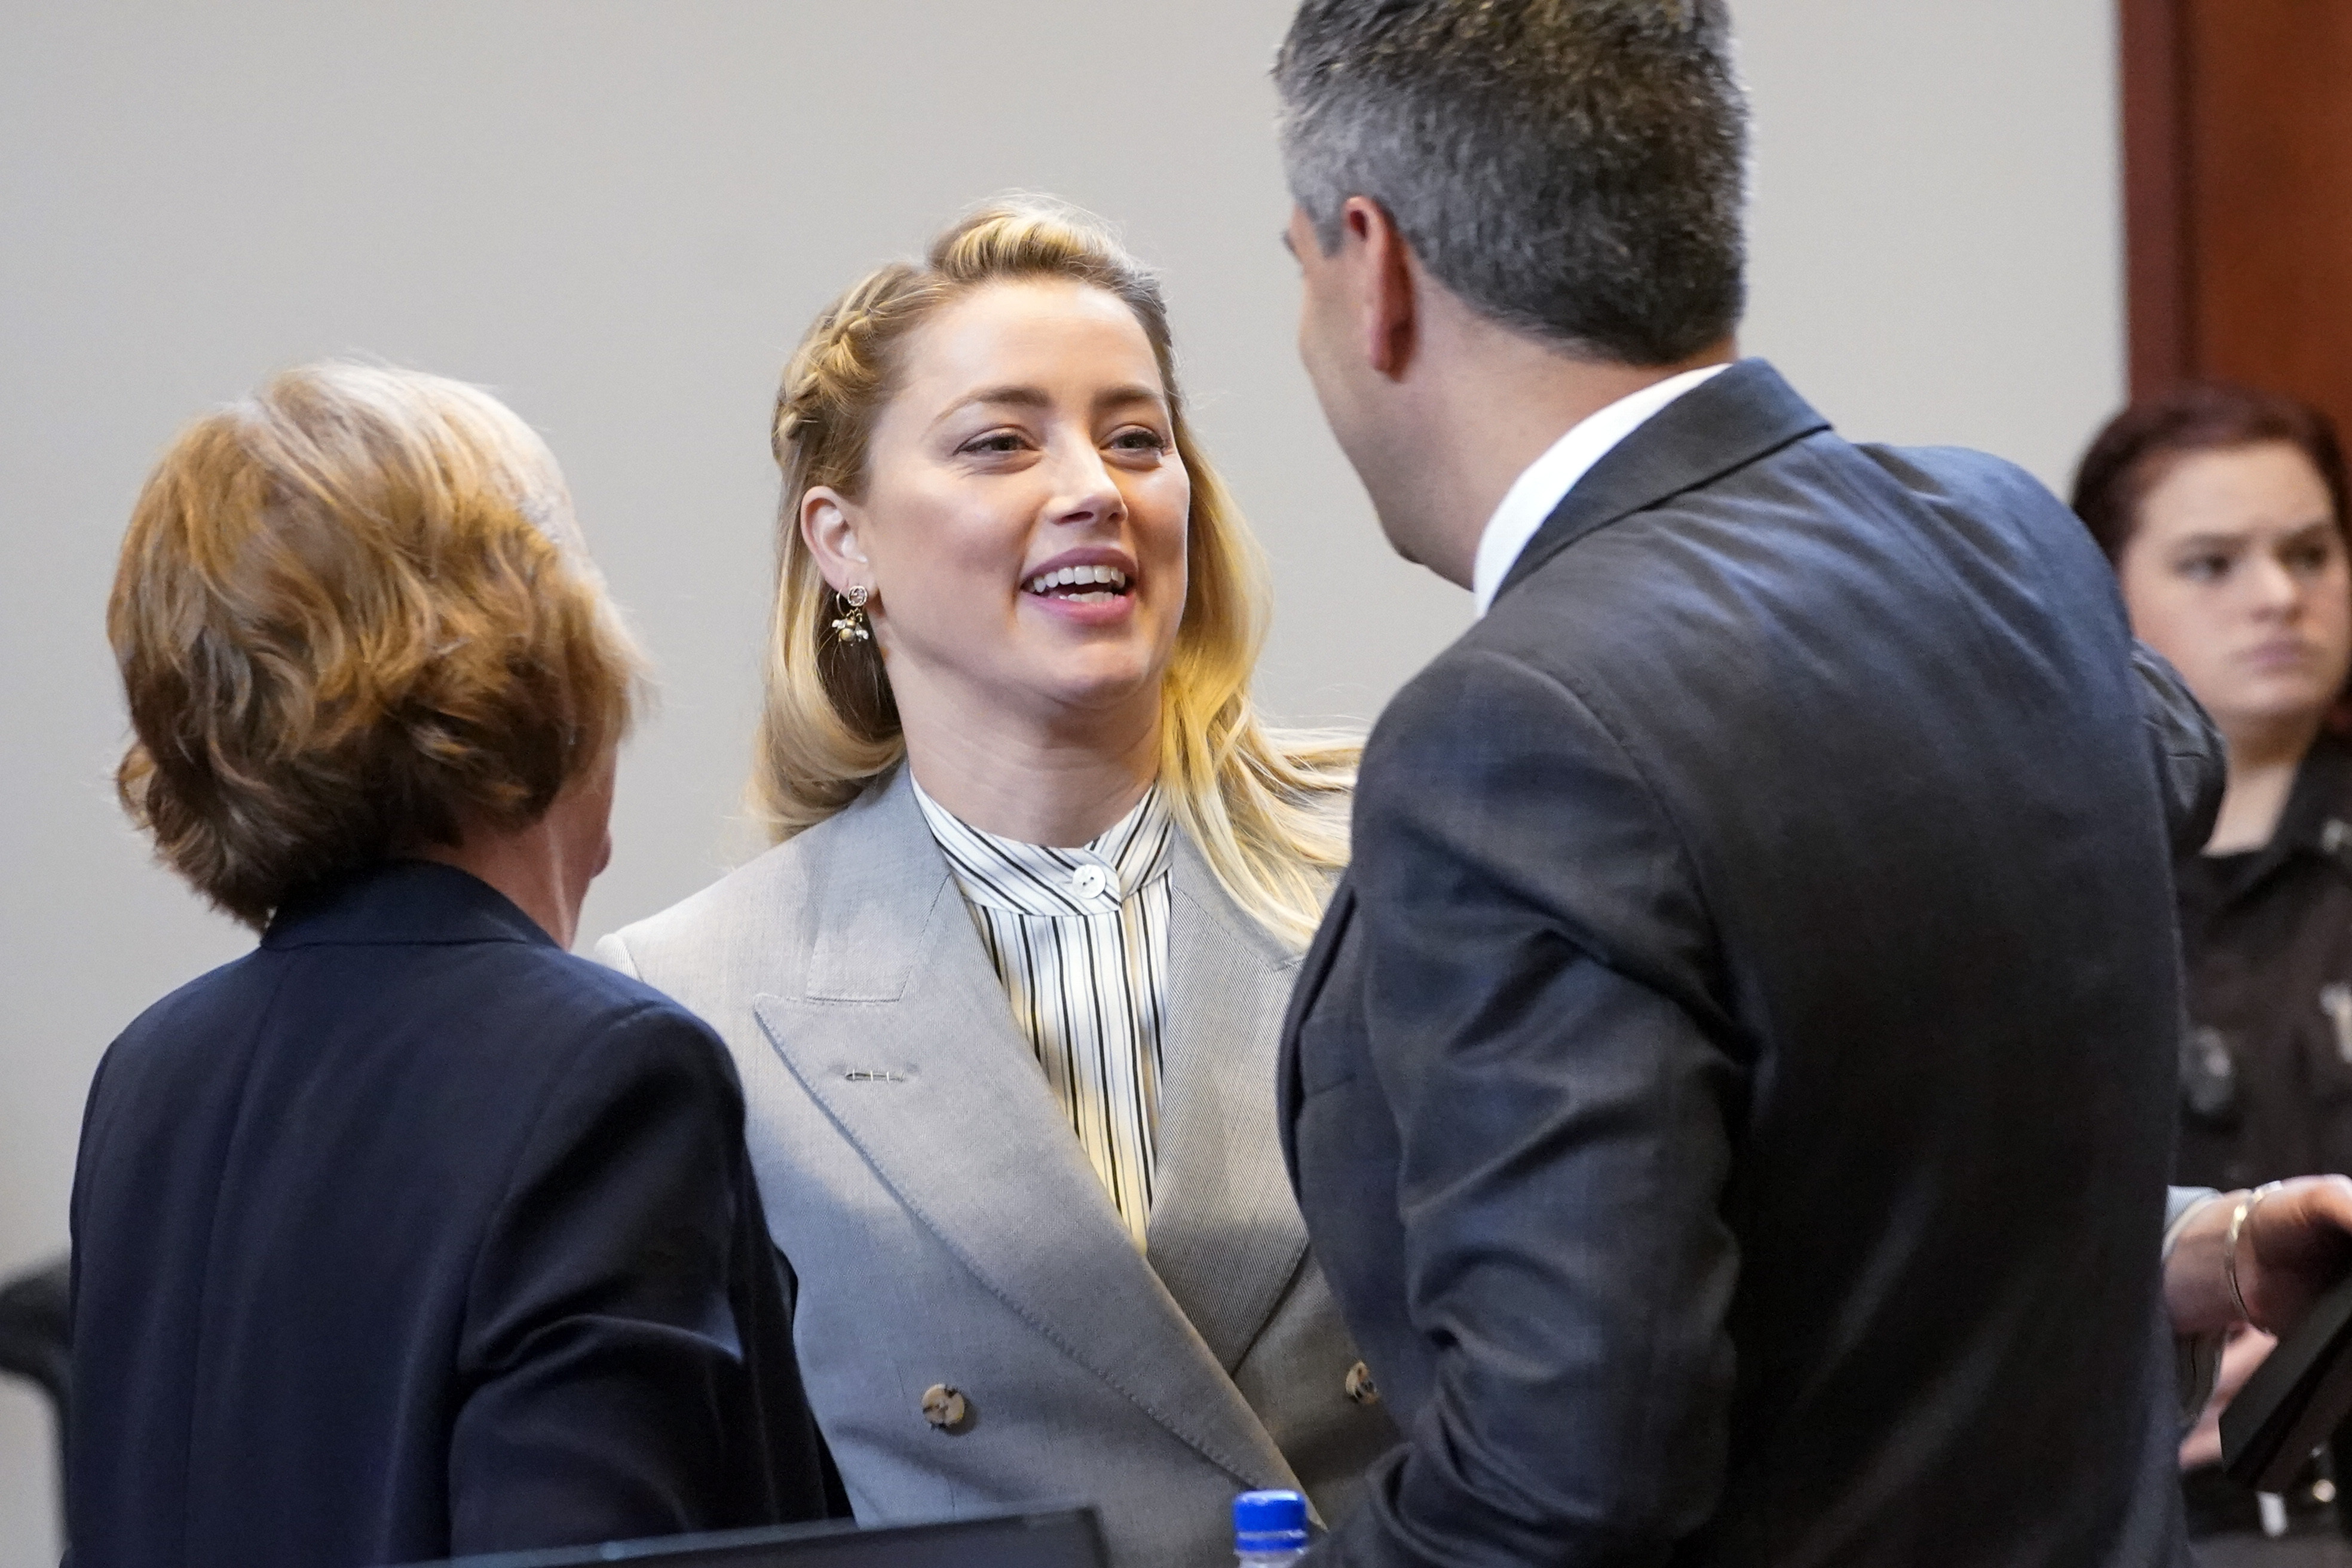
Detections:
1234,1488,1310,1565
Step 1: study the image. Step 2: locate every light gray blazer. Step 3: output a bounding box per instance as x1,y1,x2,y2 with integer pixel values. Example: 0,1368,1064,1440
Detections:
595,767,1394,1568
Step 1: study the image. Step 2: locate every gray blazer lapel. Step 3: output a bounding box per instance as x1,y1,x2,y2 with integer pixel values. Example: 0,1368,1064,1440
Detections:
755,771,1294,1490
1147,837,1313,1373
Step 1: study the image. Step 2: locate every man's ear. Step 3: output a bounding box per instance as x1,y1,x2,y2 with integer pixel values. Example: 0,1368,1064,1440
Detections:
800,486,869,592
1344,197,1419,380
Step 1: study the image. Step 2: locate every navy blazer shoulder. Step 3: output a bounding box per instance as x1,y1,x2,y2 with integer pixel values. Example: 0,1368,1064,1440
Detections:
68,860,837,1568
1283,362,2196,1565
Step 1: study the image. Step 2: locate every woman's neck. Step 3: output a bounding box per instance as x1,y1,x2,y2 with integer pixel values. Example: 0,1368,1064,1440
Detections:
899,690,1159,847
2208,713,2324,854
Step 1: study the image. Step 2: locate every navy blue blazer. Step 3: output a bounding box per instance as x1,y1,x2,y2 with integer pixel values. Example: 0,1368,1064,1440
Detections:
1282,362,2198,1564
67,862,838,1568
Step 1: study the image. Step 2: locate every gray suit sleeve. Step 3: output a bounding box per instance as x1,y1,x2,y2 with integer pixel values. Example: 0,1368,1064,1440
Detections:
2133,641,2225,856
1318,650,1737,1566
2140,636,2227,1421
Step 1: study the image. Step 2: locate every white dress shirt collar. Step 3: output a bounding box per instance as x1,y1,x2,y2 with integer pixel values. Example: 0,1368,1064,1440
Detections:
911,777,1172,918
1469,362,1732,615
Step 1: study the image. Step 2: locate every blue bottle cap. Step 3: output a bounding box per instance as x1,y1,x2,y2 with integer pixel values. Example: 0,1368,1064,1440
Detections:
1234,1489,1310,1552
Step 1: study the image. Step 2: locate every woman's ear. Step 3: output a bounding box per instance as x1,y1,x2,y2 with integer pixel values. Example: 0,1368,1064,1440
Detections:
800,486,871,593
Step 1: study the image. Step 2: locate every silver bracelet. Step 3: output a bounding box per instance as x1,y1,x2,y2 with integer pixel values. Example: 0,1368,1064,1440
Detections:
2226,1181,2287,1331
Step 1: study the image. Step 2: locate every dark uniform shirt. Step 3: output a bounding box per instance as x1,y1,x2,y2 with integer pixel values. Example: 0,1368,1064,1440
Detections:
2173,733,2352,1539
2176,734,2352,1190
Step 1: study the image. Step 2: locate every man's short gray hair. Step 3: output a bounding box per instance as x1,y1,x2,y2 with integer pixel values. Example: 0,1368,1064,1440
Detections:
1275,0,1748,366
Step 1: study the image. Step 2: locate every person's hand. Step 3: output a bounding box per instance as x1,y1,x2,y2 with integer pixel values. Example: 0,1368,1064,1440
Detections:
2179,1324,2277,1471
2167,1175,2352,1340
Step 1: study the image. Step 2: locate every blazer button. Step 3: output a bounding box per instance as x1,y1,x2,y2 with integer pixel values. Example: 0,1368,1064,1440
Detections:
1345,1361,1380,1406
921,1383,969,1431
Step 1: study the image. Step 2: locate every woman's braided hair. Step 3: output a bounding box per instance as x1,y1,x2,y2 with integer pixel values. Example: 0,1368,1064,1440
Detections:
755,198,1357,947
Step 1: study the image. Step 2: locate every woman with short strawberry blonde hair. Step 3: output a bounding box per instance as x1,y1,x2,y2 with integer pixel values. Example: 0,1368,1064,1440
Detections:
75,362,836,1567
109,362,639,926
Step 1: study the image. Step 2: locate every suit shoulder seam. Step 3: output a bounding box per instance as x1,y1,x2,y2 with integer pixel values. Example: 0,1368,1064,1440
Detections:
1440,644,1721,945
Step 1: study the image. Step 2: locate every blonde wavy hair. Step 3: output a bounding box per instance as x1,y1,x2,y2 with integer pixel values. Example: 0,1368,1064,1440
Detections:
756,200,1357,947
110,362,641,929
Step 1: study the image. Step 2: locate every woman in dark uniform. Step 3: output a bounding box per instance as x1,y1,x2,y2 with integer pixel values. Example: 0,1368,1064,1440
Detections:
2077,384,2352,1558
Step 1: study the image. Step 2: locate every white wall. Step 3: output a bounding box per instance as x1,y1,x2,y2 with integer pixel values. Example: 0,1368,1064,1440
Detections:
1740,3,2126,486
0,2,2118,1560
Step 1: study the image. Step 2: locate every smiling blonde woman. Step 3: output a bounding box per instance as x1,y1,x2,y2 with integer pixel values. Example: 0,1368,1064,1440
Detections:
596,202,1391,1567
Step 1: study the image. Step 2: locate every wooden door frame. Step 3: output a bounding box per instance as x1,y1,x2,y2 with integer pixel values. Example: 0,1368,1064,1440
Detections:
2121,0,2192,396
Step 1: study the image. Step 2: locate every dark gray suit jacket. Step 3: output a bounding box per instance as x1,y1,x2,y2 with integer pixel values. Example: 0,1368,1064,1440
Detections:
1280,362,2197,1565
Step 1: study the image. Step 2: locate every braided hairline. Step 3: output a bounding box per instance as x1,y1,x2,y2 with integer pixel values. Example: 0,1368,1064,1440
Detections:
771,264,935,483
772,210,1173,494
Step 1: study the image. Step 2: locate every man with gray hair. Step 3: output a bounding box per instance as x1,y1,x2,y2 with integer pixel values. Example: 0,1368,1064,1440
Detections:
1270,2,2242,1561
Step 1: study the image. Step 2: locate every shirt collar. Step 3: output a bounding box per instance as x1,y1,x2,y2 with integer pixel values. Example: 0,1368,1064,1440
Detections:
2197,732,2352,907
912,776,1173,918
1469,362,1733,616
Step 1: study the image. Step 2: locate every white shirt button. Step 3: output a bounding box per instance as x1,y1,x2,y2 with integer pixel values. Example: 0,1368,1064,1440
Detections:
1071,863,1111,901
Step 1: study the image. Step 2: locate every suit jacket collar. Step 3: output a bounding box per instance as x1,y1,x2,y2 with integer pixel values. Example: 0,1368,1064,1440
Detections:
262,860,553,951
1492,357,1832,607
1277,875,1357,1189
1471,362,1732,613
751,766,1303,1491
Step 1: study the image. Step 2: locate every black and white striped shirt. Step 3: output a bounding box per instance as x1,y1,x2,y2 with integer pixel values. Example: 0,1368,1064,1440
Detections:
914,780,1174,1248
